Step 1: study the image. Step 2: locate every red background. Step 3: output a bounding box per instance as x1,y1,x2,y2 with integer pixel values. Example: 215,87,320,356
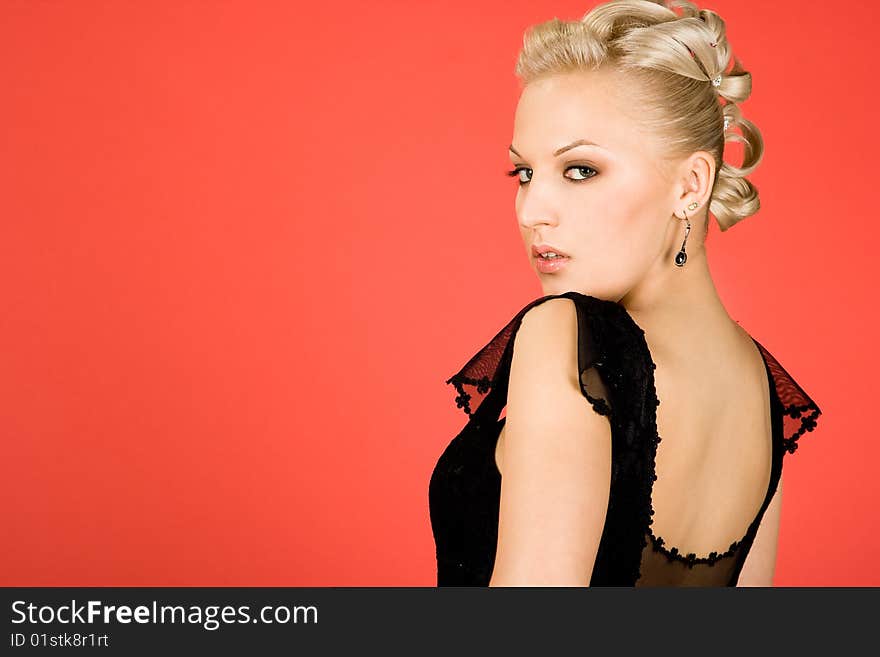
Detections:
1,0,874,586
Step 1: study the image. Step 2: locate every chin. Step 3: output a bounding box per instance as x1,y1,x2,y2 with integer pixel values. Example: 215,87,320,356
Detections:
539,281,569,295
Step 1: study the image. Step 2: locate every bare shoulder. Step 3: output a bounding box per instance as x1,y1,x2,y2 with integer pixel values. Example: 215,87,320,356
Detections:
518,296,578,336
512,297,581,389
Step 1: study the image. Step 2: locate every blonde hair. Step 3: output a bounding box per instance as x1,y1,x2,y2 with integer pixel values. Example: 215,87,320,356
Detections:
514,0,763,232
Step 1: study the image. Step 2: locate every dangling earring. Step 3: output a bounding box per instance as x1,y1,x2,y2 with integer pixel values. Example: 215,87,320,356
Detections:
674,202,698,267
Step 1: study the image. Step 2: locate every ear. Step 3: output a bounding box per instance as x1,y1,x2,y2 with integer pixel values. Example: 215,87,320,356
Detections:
674,150,715,217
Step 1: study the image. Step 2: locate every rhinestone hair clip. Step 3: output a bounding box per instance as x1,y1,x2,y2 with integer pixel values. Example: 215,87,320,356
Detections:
708,41,722,88
709,40,729,131
673,35,727,131
673,36,722,90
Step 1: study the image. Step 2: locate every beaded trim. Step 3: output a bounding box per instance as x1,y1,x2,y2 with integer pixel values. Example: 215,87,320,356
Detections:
751,338,822,455
648,531,743,567
781,403,821,454
447,374,492,417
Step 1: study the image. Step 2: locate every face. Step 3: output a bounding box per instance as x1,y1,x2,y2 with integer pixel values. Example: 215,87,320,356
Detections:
509,69,689,301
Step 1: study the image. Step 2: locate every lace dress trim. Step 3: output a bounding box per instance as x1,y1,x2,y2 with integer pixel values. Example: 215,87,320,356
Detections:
448,375,491,417
752,338,822,454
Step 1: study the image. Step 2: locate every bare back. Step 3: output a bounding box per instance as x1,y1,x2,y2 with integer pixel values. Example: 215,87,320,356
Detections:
496,318,773,559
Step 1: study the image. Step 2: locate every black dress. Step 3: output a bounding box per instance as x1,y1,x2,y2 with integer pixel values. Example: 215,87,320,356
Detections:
428,291,822,586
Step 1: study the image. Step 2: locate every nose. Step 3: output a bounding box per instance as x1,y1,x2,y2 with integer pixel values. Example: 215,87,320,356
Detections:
517,176,560,230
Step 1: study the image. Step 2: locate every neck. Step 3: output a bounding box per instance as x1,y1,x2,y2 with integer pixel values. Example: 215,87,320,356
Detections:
619,241,737,360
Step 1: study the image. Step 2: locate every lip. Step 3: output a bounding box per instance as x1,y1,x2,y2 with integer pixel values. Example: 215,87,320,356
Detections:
531,243,570,258
531,243,571,274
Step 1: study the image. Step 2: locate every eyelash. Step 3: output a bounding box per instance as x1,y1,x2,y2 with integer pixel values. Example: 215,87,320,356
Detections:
504,165,598,186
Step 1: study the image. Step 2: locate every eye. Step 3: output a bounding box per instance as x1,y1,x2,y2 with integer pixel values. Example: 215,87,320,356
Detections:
505,167,532,184
504,165,598,186
566,165,598,181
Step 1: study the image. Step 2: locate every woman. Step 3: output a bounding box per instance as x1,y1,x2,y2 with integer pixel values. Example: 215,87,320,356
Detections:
428,0,822,586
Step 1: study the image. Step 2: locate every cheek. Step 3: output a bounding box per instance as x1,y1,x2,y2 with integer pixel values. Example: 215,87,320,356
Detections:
570,206,660,295
577,204,643,259
605,182,669,255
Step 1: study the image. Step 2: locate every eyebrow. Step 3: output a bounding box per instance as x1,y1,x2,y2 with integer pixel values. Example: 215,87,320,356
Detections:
508,139,603,158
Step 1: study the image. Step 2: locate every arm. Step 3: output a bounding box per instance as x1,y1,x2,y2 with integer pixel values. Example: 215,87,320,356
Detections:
737,472,783,586
488,298,612,587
